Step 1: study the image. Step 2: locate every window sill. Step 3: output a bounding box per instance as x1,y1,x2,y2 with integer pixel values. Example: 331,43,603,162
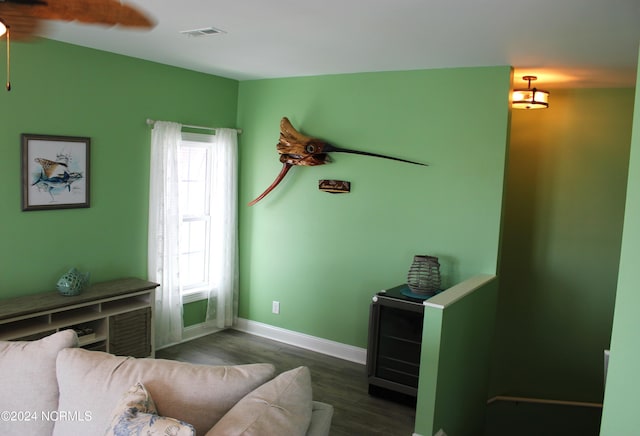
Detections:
182,289,210,304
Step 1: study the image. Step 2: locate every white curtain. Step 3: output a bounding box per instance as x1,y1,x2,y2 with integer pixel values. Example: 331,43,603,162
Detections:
148,122,239,348
206,128,239,329
148,121,183,348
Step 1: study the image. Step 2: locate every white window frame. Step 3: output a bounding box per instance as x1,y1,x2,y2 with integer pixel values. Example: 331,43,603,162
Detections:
179,132,216,304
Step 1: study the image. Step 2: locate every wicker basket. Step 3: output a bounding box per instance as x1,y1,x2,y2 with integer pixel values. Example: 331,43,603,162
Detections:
407,255,441,295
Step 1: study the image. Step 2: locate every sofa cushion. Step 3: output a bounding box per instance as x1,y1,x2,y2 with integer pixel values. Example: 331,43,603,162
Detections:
307,402,334,436
206,366,313,436
0,330,78,436
105,382,195,436
53,348,275,436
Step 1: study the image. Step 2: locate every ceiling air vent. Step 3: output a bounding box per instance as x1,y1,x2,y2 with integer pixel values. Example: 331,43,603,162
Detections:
180,27,226,37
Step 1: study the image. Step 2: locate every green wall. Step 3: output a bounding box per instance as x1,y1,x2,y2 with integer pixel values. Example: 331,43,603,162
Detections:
416,275,499,436
237,67,511,348
3,37,633,421
0,39,238,297
4,36,637,433
492,88,634,403
600,46,640,434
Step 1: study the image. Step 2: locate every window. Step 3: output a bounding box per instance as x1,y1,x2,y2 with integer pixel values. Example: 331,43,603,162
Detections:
179,133,215,302
149,122,238,347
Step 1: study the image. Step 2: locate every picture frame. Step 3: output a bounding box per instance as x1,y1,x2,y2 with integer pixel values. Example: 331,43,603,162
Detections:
21,133,90,211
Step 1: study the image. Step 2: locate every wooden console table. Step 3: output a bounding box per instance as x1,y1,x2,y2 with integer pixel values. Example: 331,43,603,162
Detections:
0,278,158,357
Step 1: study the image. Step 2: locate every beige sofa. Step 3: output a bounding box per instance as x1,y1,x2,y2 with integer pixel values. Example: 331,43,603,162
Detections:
0,330,333,436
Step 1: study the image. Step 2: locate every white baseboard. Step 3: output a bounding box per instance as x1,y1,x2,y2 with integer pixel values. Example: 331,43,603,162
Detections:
233,318,367,365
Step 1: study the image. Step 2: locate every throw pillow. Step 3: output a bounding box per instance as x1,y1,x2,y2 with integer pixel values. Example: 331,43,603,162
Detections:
105,382,195,436
206,366,313,436
0,330,78,436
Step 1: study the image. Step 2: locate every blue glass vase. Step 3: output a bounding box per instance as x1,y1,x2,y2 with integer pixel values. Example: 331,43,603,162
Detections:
56,268,90,296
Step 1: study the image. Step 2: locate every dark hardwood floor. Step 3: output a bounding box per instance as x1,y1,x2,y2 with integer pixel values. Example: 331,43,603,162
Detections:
156,329,416,436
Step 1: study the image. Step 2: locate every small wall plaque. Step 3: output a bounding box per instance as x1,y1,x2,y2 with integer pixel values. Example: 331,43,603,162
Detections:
319,179,350,194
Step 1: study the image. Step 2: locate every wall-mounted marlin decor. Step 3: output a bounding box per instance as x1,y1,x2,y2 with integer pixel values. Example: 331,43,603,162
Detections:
248,117,427,206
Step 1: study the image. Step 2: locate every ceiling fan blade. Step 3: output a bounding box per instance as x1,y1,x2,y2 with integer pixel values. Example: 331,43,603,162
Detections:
0,4,42,40
0,0,154,41
28,0,155,28
1,0,47,5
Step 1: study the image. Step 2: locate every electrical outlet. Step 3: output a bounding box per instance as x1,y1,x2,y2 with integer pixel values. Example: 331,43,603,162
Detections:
272,301,280,314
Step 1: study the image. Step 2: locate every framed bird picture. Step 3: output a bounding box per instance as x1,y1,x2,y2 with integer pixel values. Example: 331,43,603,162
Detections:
21,133,90,211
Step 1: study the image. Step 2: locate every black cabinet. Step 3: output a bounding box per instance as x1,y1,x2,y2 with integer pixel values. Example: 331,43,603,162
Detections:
367,284,426,405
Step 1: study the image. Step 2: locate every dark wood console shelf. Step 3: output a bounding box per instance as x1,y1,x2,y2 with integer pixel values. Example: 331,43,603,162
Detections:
0,277,158,357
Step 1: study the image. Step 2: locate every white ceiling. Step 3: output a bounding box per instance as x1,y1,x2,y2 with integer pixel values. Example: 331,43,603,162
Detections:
40,0,640,89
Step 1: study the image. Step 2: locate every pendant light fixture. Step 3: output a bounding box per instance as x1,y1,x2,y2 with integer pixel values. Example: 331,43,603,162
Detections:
512,75,549,109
